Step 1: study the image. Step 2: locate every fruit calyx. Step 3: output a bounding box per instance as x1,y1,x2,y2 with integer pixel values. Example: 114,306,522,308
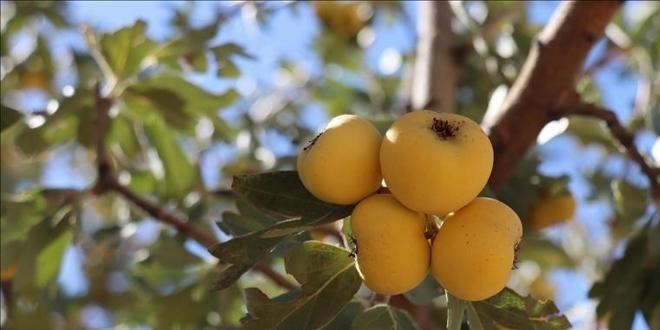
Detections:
430,118,460,139
303,131,324,151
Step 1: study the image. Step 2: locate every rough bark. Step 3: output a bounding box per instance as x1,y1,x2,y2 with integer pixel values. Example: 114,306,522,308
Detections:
483,1,623,189
411,1,456,113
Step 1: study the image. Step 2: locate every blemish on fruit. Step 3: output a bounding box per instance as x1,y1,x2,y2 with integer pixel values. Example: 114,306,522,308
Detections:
430,118,462,139
303,131,324,151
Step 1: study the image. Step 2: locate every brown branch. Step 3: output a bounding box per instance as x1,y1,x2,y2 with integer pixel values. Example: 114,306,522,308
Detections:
89,83,298,291
555,103,660,201
254,262,298,291
483,1,622,189
410,1,456,113
210,188,236,199
110,182,219,246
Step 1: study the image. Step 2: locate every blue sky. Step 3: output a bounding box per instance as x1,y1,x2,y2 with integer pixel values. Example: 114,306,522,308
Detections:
20,1,655,329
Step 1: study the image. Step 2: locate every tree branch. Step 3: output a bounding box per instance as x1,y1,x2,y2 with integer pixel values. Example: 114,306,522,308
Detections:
411,1,456,113
555,103,660,201
89,84,298,291
483,1,622,189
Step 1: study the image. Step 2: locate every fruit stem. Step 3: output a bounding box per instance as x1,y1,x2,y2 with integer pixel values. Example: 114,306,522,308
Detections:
303,131,324,151
425,215,442,240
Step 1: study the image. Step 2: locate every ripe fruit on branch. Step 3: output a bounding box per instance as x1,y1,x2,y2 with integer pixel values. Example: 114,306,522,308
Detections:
528,193,576,230
297,114,382,205
380,110,493,215
350,194,430,295
431,198,522,301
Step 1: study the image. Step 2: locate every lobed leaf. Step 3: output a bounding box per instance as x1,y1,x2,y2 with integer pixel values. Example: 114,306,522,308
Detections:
468,288,571,330
241,241,361,330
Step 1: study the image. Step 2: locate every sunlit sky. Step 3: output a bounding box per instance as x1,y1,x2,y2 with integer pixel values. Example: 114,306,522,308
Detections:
11,1,656,329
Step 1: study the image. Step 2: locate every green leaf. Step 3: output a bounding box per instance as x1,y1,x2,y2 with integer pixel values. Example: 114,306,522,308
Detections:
466,302,485,330
405,274,444,305
351,304,421,330
469,288,571,330
566,117,617,149
323,301,364,330
517,237,575,269
143,114,196,198
211,43,255,77
155,20,219,59
242,241,361,330
612,180,648,223
210,172,355,289
1,192,46,246
1,104,22,132
127,74,239,120
36,229,72,287
447,292,466,330
98,20,157,81
589,222,660,330
232,171,354,223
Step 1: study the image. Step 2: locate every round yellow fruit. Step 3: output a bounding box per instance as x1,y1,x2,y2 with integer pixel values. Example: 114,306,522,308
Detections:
351,194,430,295
314,2,368,40
528,194,576,230
297,114,382,205
431,198,521,301
380,110,493,215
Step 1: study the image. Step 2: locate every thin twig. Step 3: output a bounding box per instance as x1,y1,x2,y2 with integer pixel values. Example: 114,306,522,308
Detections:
556,103,660,201
89,82,298,290
255,262,298,291
110,182,219,246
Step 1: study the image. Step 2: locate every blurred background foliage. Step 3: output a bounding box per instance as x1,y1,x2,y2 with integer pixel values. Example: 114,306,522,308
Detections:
0,1,658,329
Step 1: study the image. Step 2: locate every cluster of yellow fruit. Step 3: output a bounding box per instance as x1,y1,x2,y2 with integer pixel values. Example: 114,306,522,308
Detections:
297,111,522,301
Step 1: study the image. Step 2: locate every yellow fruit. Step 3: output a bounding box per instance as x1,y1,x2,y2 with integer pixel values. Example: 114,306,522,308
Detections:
380,111,493,215
297,114,382,205
528,194,576,230
351,194,430,294
529,275,555,301
20,71,50,90
431,198,521,301
314,2,367,40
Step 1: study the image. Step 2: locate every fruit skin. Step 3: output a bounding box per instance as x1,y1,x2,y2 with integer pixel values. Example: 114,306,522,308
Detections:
528,194,576,230
297,114,382,205
351,194,430,295
314,2,368,40
431,198,522,301
380,110,493,215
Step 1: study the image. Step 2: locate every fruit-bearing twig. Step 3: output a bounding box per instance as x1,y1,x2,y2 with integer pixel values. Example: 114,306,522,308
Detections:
555,103,660,202
89,83,298,291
